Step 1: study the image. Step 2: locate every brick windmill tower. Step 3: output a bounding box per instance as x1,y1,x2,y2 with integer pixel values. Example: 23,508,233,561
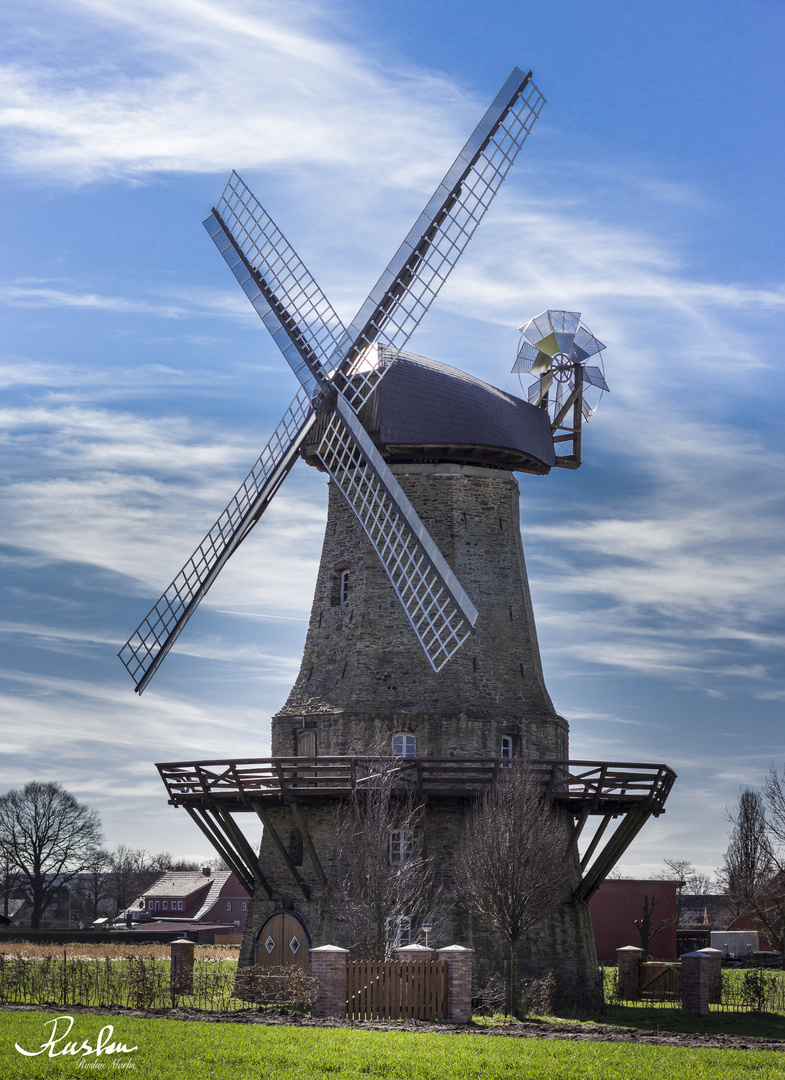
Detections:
120,70,674,1004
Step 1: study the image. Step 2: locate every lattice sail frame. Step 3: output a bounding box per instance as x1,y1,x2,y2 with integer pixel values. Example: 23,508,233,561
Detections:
512,309,608,469
119,68,544,691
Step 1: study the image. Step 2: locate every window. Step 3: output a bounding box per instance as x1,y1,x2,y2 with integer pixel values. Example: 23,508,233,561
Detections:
339,569,350,605
392,733,416,757
177,901,183,911
501,735,513,763
226,902,232,912
242,902,247,912
162,901,168,910
389,829,415,866
385,916,411,948
154,901,160,912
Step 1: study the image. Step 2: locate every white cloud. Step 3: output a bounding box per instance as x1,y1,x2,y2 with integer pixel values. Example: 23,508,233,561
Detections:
0,0,466,184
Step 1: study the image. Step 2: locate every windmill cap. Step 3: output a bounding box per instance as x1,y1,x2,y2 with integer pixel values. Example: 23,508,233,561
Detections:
348,350,556,474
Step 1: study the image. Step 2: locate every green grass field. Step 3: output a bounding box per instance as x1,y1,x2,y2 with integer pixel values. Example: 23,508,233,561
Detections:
2,1011,785,1080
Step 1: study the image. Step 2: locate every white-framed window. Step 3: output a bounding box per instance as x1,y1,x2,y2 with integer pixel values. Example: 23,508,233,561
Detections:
501,735,513,762
177,901,183,911
392,733,416,757
339,570,350,605
162,901,168,910
226,901,232,912
242,902,247,912
154,901,160,911
385,916,412,948
389,829,415,866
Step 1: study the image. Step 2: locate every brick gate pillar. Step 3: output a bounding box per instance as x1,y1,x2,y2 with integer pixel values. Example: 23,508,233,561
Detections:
697,948,722,1005
397,944,433,962
437,945,473,1023
681,951,711,1015
310,945,349,1018
170,937,195,995
616,946,644,1000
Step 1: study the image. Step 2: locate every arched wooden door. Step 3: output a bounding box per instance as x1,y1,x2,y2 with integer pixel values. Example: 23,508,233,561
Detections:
255,912,309,971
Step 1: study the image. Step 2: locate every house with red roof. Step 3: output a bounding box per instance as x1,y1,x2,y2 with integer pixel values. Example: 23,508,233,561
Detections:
120,867,250,940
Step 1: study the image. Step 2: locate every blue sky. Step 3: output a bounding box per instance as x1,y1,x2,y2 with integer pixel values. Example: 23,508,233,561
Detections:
1,0,783,878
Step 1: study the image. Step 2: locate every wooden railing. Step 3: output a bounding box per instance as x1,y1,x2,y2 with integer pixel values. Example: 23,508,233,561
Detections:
156,756,675,816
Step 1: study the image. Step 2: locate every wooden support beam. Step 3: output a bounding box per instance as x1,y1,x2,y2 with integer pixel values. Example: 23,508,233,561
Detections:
289,802,328,889
210,805,273,899
252,802,311,900
184,806,258,898
565,804,591,859
572,810,650,904
579,812,613,871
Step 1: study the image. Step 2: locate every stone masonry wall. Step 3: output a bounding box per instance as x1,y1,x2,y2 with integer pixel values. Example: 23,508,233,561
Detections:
272,466,568,761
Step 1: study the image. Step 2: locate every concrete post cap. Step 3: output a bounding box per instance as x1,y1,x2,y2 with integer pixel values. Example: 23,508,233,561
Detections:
696,948,723,956
617,945,645,952
398,944,432,952
681,951,711,959
437,945,474,953
309,945,351,954
169,938,194,945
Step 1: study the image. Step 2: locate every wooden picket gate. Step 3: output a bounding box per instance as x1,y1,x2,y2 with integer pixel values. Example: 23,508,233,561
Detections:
346,960,448,1020
638,961,682,1000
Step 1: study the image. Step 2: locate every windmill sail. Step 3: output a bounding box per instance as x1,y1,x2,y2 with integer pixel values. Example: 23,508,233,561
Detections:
120,67,545,691
118,388,315,693
331,69,545,369
319,399,478,669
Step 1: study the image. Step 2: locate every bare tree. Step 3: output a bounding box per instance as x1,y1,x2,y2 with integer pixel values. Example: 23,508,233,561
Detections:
634,895,675,955
657,859,714,925
457,763,569,1017
332,754,441,959
104,846,199,916
719,788,773,920
0,782,103,928
71,848,111,923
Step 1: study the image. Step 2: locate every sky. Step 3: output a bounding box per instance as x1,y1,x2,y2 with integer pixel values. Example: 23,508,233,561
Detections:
1,0,783,880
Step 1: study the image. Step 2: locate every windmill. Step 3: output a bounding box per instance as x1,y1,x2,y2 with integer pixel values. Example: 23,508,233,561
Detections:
126,68,675,1007
119,68,545,692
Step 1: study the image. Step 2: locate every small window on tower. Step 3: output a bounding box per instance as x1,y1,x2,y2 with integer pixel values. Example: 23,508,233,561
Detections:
389,829,415,866
385,916,412,948
339,569,350,605
392,733,416,758
501,735,513,763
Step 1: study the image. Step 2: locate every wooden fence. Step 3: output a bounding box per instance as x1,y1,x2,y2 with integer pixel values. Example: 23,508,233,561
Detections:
346,960,447,1020
638,961,682,1000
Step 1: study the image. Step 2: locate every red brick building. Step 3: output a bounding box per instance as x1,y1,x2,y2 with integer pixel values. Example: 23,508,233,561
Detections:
129,867,250,930
589,879,680,963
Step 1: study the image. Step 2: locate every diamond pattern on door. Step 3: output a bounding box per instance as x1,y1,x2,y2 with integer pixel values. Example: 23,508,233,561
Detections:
256,912,309,972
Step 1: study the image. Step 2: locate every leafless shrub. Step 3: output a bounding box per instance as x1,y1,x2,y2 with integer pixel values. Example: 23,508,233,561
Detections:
518,971,556,1016
233,964,316,1009
474,973,506,1016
